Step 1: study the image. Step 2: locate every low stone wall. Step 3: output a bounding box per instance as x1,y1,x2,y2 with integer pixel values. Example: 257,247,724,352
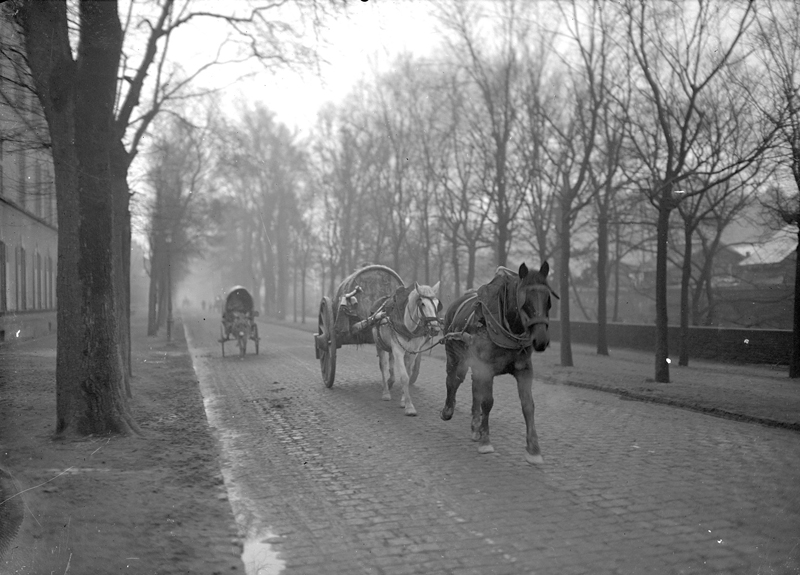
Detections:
548,320,792,366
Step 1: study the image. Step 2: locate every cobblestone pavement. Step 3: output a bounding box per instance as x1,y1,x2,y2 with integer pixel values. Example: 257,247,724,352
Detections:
185,314,800,575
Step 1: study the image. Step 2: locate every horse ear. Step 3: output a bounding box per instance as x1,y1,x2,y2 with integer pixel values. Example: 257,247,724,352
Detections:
432,281,440,295
540,261,549,278
518,263,529,279
414,281,420,292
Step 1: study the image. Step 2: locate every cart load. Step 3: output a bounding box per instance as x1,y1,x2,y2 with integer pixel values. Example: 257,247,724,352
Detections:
314,265,404,387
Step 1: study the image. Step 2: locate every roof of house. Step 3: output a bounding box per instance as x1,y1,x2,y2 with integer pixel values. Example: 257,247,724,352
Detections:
736,228,797,267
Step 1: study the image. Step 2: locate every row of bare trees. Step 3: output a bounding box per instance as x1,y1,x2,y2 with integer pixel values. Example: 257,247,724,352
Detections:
4,0,342,437
184,0,799,382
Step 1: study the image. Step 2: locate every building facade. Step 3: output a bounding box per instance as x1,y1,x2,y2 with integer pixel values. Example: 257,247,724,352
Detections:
0,15,57,343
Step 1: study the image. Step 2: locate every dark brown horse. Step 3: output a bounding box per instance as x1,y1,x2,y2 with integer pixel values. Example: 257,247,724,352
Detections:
440,262,555,464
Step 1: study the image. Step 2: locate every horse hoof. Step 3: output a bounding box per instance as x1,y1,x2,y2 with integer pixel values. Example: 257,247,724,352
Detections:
405,409,417,417
525,453,544,465
381,393,391,401
440,408,453,421
477,444,494,454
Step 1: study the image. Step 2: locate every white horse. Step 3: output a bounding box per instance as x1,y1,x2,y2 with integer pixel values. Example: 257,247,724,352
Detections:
371,282,442,416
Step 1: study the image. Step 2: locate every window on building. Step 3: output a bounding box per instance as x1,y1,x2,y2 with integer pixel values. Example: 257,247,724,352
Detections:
18,246,26,311
47,254,53,309
0,241,6,312
36,252,42,309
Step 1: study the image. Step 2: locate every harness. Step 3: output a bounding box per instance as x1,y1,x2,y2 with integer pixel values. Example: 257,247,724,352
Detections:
446,269,553,352
374,285,442,353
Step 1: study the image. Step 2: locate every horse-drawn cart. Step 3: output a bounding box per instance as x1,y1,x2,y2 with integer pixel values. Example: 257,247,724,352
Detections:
314,264,422,388
219,286,260,357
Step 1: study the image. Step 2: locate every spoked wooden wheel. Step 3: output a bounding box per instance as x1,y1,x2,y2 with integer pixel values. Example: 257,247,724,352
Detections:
316,296,337,388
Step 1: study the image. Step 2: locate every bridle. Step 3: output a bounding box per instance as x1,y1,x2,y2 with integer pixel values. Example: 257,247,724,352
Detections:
517,283,557,328
411,293,443,338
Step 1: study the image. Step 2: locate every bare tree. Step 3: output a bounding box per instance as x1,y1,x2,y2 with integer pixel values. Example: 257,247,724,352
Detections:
439,0,528,267
753,0,800,378
144,113,219,337
622,0,756,383
10,0,337,436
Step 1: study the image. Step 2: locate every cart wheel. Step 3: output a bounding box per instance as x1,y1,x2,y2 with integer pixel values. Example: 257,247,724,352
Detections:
220,324,226,357
253,324,260,355
318,296,337,388
408,352,423,386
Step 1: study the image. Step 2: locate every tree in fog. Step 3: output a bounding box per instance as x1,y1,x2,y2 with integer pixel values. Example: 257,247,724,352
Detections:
516,26,559,275
688,182,757,328
440,0,528,267
672,104,770,367
10,0,337,436
621,0,756,383
145,114,219,336
752,0,800,378
214,104,306,319
542,1,617,367
312,98,387,293
583,4,634,357
436,68,493,294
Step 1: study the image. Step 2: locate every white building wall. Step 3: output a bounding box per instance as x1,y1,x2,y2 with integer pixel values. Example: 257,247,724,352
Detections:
0,14,58,343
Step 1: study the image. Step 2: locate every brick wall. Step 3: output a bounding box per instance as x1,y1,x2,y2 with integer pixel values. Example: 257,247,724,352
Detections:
548,320,792,366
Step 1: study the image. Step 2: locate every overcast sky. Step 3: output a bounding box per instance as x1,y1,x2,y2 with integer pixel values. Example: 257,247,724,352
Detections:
170,1,442,133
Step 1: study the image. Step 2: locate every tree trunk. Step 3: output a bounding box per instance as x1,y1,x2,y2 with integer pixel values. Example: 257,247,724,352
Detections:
147,252,159,336
20,0,137,436
301,259,307,324
112,142,132,393
654,198,672,383
678,224,693,367
791,230,800,378
559,212,574,368
466,242,476,291
450,229,461,299
612,221,621,323
596,209,609,356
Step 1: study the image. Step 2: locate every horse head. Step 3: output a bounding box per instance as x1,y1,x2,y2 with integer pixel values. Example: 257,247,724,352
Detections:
516,262,557,352
410,281,443,338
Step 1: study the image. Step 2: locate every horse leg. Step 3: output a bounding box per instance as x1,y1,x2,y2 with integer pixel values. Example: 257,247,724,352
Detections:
395,346,416,416
470,365,495,453
378,348,392,401
516,368,543,464
441,342,467,421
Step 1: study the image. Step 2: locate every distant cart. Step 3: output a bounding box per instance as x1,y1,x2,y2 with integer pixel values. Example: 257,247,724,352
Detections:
314,264,422,387
219,286,260,357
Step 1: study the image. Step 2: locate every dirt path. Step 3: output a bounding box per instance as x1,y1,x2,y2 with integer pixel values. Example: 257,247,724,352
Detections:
0,317,243,574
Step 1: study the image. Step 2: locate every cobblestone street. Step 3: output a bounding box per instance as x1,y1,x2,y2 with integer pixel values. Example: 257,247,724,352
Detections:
185,314,800,575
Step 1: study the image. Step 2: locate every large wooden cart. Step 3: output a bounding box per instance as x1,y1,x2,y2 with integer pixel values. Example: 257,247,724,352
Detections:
314,265,422,388
219,286,260,357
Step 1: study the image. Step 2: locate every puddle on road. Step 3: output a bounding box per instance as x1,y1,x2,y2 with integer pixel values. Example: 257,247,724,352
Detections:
241,530,284,575
187,327,285,575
